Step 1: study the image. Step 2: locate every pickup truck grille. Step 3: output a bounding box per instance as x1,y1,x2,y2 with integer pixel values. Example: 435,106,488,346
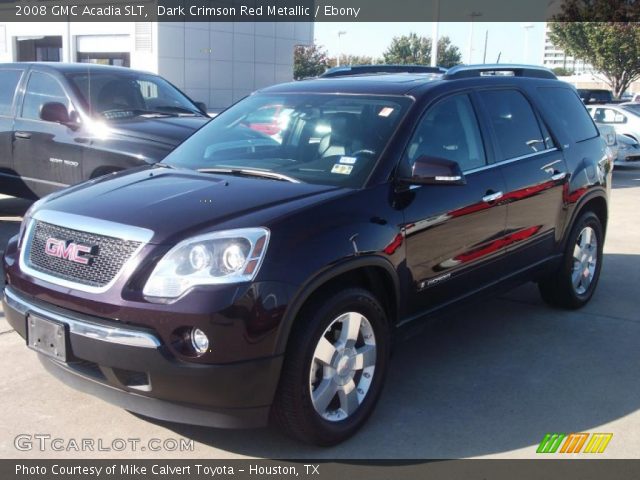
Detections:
26,221,141,288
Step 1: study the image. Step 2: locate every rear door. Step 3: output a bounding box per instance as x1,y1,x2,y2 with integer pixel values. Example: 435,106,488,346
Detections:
476,88,568,269
13,69,83,197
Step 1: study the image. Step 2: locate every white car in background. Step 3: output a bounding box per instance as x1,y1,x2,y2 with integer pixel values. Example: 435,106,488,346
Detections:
586,103,640,142
593,120,640,166
614,133,640,165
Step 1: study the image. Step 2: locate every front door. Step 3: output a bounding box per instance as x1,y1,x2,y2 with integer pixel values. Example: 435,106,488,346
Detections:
13,70,83,197
401,93,508,314
0,68,24,195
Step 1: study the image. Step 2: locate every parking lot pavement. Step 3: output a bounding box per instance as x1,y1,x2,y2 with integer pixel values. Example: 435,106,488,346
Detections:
0,167,638,459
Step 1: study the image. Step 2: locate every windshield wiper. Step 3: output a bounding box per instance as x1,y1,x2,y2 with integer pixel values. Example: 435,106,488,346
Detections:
100,108,178,119
197,168,301,183
154,105,203,116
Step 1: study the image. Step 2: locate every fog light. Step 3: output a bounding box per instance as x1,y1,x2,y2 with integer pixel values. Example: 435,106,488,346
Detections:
190,328,209,354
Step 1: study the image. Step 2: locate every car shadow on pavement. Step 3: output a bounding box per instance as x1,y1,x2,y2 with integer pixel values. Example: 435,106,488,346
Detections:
142,253,640,459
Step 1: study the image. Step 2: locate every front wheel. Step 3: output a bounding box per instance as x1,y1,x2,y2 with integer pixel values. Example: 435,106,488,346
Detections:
539,211,604,309
271,288,390,446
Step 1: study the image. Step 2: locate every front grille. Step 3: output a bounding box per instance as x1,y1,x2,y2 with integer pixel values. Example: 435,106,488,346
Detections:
27,221,141,288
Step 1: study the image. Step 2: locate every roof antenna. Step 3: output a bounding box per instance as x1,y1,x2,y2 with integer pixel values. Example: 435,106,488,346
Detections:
496,52,502,64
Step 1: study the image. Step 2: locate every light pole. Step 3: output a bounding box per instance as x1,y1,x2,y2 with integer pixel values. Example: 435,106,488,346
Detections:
430,0,440,67
522,23,534,64
467,12,482,64
336,30,347,67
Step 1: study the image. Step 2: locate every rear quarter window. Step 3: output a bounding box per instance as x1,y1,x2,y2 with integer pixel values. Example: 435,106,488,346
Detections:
537,87,598,143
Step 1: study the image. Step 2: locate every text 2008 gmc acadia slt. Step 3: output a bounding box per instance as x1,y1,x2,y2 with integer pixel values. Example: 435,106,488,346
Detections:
4,65,611,445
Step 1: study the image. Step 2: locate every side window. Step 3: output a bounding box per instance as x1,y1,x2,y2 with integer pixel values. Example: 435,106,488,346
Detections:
406,94,486,172
599,108,627,124
21,72,70,121
478,90,545,160
538,88,597,143
0,70,22,116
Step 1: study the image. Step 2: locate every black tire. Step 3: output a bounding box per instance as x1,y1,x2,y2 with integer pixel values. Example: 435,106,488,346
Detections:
538,211,604,309
271,287,390,446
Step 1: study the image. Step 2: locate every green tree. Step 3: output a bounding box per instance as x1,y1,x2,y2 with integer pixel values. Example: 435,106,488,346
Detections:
328,54,379,68
294,44,330,80
549,23,640,98
551,0,640,22
551,66,573,77
549,1,640,98
382,33,462,68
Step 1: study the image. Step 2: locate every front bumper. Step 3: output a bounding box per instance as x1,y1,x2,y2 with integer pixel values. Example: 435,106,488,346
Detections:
616,148,640,164
3,286,283,428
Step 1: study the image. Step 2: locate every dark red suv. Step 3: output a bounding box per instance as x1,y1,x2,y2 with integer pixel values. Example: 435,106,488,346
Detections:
3,65,611,445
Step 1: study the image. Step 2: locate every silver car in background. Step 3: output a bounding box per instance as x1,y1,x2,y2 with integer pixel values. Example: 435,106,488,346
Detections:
594,121,640,166
587,103,640,142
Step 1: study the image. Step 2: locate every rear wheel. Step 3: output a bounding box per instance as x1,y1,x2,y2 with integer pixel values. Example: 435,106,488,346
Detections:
538,211,604,309
272,288,390,446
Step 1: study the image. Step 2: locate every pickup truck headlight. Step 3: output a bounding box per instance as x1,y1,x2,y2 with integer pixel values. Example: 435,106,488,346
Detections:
143,228,270,299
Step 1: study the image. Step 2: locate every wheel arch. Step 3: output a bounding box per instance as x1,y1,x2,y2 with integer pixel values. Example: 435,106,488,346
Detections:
562,190,608,250
275,256,401,355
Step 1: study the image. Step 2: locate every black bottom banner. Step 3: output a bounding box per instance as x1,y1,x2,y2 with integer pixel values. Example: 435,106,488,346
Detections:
3,459,640,480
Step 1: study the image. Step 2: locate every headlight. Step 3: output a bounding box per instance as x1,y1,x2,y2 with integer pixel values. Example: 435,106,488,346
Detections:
143,228,270,299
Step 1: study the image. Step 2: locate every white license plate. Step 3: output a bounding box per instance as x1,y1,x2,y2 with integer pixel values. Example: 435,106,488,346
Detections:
27,314,67,362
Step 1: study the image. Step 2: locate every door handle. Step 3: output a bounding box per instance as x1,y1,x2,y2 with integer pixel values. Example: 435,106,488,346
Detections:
14,132,31,139
482,191,503,203
550,172,567,181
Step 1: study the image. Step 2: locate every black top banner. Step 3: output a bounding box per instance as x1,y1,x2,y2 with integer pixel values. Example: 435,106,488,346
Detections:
3,0,640,22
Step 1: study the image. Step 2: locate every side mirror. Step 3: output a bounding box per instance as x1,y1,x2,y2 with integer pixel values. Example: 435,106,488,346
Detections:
40,102,70,124
400,156,466,186
195,101,207,114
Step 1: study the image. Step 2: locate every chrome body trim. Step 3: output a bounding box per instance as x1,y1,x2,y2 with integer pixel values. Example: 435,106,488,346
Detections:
4,286,161,349
32,210,154,243
464,148,560,175
19,210,153,294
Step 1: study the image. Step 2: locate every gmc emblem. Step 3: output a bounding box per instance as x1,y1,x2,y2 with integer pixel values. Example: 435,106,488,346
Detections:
45,238,94,265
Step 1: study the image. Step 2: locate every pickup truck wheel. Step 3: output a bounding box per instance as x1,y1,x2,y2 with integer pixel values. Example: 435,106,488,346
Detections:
538,211,603,309
272,288,390,446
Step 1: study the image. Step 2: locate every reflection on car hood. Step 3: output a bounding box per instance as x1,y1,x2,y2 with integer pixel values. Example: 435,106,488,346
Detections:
108,115,210,146
39,167,347,244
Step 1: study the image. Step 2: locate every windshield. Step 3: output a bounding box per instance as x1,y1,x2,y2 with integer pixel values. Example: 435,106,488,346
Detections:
65,71,203,119
163,93,411,188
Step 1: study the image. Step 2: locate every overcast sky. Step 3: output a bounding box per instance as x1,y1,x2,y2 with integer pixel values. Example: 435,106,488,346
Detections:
314,22,547,65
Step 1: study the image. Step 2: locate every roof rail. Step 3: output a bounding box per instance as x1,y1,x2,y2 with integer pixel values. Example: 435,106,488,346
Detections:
320,64,447,78
444,64,557,80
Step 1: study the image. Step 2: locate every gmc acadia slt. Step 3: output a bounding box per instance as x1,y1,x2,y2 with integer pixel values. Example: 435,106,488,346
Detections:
3,65,611,445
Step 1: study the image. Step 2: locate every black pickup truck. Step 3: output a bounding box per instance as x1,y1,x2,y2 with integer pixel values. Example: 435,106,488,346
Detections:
0,62,210,198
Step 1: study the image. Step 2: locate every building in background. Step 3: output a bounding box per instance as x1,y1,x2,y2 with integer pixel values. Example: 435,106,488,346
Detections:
541,23,593,75
0,22,313,111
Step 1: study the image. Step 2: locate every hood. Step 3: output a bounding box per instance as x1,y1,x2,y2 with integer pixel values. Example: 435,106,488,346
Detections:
39,167,347,244
107,115,210,147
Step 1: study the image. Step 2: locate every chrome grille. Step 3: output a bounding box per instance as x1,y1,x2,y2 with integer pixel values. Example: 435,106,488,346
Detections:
27,221,141,288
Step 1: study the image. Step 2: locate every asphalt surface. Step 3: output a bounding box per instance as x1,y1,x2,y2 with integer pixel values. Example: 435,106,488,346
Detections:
0,166,639,459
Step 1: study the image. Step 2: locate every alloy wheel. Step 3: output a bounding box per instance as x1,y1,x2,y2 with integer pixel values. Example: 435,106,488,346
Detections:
572,226,598,295
309,312,377,422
